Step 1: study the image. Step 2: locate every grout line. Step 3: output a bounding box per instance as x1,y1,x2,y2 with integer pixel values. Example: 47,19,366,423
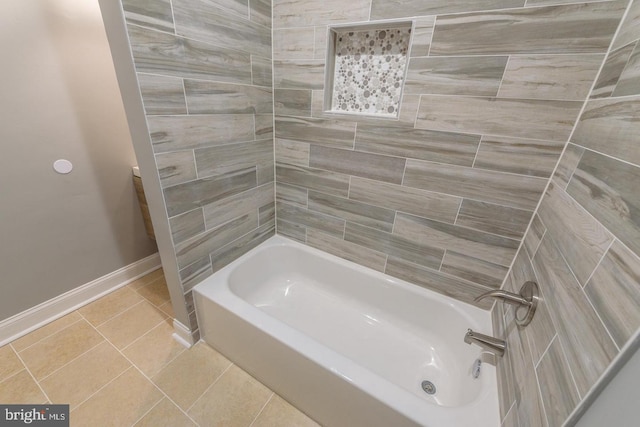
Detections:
129,396,166,427
37,339,106,383
532,337,553,427
168,0,177,35
248,393,275,427
10,318,84,354
185,362,234,413
556,335,584,400
580,238,615,290
494,55,511,99
471,136,483,169
2,350,51,404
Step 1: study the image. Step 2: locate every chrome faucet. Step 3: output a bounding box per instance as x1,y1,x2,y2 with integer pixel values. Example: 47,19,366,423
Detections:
464,329,506,357
475,281,540,326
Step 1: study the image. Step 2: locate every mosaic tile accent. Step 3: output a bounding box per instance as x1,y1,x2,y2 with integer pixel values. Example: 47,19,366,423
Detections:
330,26,411,117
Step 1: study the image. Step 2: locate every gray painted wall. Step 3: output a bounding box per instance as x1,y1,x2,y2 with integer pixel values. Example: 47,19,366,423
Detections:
0,0,157,321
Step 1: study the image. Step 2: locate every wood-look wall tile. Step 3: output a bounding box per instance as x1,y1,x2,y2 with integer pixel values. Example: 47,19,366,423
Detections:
255,114,274,140
613,42,640,96
175,212,259,268
210,0,249,19
164,168,257,217
210,222,275,272
474,135,563,178
536,337,581,427
441,251,508,288
344,222,444,270
308,191,396,232
156,151,197,188
203,183,274,230
273,0,370,28
309,146,406,184
457,199,532,239
137,73,187,115
348,177,462,224
277,219,307,243
430,2,625,55
172,0,271,58
179,256,212,292
394,212,519,266
273,60,325,89
275,139,310,167
147,115,255,154
355,125,480,167
591,42,636,99
127,24,252,84
515,371,549,427
184,80,272,114
538,181,614,285
612,0,640,50
306,229,387,272
371,0,525,20
250,0,272,28
403,159,547,210
277,202,345,237
123,0,175,32
552,143,584,190
195,139,272,180
259,202,275,225
532,235,618,397
314,26,328,60
410,17,436,58
523,214,546,260
567,150,640,256
385,257,493,309
584,240,640,348
509,245,538,293
274,28,315,60
405,56,507,96
415,95,582,142
276,164,350,197
585,240,640,348
169,208,206,245
275,89,312,116
275,116,356,148
498,54,603,100
251,55,273,87
523,288,556,365
275,183,308,208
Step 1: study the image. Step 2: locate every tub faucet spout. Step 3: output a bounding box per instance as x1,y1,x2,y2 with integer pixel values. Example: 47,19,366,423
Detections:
464,329,505,357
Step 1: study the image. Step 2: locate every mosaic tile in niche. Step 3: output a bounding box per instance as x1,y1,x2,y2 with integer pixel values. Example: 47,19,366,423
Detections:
331,27,411,117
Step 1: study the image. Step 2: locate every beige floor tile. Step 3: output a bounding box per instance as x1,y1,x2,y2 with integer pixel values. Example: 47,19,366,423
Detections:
252,394,321,427
123,322,185,377
71,368,163,426
40,341,131,409
19,320,104,380
136,277,171,307
0,370,47,404
0,345,24,382
152,342,231,411
78,287,144,327
158,300,175,318
133,398,197,427
97,301,167,349
128,269,165,290
11,312,83,352
189,364,272,427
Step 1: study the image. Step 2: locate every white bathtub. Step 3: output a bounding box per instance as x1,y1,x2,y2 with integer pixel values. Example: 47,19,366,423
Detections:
194,236,499,427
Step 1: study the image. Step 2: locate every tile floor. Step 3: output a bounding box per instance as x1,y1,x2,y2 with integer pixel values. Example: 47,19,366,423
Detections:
0,269,320,427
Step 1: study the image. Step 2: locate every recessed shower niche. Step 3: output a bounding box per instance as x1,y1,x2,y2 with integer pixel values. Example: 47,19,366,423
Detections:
324,22,412,118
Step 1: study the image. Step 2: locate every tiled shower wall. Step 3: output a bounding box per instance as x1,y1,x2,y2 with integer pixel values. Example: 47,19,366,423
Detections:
493,0,640,425
120,0,274,338
273,0,626,307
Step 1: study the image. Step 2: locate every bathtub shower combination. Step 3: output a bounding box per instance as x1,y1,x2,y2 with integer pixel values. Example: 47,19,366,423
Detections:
194,236,500,427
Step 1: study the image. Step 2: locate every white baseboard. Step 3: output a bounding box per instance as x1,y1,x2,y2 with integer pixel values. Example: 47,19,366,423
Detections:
172,319,195,348
0,253,162,347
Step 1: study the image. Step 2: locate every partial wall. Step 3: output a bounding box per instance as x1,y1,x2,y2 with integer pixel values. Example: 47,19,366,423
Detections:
493,1,640,425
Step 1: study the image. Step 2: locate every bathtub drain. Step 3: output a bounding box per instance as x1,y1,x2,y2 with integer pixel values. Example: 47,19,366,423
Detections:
421,380,436,395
